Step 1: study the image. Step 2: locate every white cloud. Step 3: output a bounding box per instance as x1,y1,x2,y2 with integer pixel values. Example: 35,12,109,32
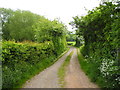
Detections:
0,0,100,31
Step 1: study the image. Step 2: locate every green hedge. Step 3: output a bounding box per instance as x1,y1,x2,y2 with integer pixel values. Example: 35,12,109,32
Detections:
72,2,120,88
79,46,120,89
2,41,54,65
2,41,65,88
52,36,67,56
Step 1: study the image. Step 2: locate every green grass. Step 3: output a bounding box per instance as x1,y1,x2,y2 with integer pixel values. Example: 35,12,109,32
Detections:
67,41,76,46
58,51,74,87
77,47,120,89
77,47,103,89
77,48,99,82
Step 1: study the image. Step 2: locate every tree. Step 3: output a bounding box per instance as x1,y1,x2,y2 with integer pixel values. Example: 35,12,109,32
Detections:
33,17,53,42
2,9,41,41
0,8,13,40
70,2,120,88
66,31,76,42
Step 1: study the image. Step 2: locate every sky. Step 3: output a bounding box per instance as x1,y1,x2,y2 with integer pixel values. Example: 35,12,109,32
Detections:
0,0,101,31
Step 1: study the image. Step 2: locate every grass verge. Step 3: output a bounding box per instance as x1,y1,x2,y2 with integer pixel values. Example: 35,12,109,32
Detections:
19,48,70,88
77,47,120,89
58,51,74,87
52,48,70,64
67,41,76,46
77,47,101,89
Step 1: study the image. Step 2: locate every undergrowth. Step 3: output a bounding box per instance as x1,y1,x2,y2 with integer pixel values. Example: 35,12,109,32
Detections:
77,46,120,90
2,41,67,88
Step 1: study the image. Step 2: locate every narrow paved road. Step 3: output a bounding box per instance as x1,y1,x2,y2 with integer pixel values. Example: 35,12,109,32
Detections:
65,47,99,88
23,47,74,88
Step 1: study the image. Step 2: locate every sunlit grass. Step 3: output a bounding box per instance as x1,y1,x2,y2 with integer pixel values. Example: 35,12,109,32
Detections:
67,41,76,46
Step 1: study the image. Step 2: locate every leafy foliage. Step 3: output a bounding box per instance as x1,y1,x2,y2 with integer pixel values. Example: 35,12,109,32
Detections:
66,31,76,42
1,8,67,55
33,19,67,55
1,9,42,41
1,8,67,43
2,40,67,88
71,2,120,88
1,8,67,88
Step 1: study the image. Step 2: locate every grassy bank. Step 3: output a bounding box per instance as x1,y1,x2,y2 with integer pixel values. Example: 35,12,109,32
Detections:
58,51,74,87
77,47,101,87
77,46,120,89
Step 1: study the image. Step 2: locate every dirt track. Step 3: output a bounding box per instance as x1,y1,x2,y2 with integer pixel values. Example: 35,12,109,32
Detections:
23,47,99,88
65,47,99,88
23,47,73,88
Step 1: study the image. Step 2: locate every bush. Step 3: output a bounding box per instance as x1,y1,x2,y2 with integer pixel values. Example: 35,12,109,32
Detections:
2,41,65,88
79,46,120,88
72,2,120,89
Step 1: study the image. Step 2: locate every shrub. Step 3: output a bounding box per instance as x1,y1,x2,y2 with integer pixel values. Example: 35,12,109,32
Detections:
2,41,65,88
72,2,120,88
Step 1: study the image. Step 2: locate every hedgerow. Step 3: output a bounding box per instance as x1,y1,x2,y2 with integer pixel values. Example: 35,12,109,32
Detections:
2,41,66,88
1,7,67,88
71,2,120,89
